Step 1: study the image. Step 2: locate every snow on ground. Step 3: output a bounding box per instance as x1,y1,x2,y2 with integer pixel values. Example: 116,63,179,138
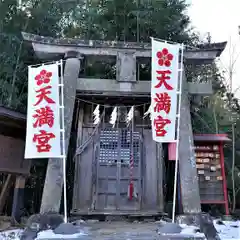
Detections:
36,229,87,239
179,224,205,238
0,229,87,240
213,219,240,239
0,229,23,240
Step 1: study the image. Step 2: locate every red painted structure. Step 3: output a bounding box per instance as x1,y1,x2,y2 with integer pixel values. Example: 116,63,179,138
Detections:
168,134,230,215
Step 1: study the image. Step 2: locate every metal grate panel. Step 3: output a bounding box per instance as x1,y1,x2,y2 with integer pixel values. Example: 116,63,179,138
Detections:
99,129,118,163
99,129,141,164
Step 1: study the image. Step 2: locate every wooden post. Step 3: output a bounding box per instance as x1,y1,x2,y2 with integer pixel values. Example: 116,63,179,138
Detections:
0,174,14,214
72,104,84,210
11,175,26,223
40,53,82,213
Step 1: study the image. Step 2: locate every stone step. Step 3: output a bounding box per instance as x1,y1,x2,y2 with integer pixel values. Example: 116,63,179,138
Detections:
36,233,206,240
158,234,205,240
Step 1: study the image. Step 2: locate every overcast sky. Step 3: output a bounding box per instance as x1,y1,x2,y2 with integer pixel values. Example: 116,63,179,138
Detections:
188,0,240,95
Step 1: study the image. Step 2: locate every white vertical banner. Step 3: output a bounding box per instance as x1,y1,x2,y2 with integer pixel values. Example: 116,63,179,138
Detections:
151,39,180,142
25,63,61,158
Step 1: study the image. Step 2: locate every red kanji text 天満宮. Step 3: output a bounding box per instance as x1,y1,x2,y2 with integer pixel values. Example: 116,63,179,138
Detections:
154,115,171,137
156,48,174,67
154,92,171,114
33,106,55,128
35,70,53,86
34,85,56,106
155,70,173,90
33,130,56,153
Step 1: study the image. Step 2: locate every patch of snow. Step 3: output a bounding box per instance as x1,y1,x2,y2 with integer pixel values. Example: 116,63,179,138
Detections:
213,219,240,239
36,229,87,239
0,229,87,240
0,229,23,240
179,224,205,238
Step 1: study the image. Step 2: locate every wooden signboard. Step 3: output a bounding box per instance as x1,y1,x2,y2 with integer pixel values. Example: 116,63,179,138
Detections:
194,134,229,215
168,134,230,215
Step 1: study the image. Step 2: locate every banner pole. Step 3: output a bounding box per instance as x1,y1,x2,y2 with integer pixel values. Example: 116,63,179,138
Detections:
60,59,68,223
172,44,184,222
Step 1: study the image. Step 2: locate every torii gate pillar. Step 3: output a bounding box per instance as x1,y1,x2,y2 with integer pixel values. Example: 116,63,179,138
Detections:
40,52,82,213
178,69,201,213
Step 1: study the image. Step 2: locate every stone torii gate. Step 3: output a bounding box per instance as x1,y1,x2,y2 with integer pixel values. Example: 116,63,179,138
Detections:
22,32,226,215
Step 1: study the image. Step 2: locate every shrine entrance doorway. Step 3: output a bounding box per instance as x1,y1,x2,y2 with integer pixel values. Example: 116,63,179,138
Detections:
93,128,143,211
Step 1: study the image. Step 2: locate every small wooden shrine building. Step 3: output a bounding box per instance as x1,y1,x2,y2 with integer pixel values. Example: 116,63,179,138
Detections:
0,105,29,176
22,32,227,216
0,105,30,220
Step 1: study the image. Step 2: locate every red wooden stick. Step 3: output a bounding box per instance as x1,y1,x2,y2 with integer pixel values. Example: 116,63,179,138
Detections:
128,154,134,200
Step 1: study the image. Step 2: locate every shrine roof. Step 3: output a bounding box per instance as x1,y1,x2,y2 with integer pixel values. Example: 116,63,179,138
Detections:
0,105,26,138
0,105,26,121
194,134,231,142
196,42,227,57
21,32,227,60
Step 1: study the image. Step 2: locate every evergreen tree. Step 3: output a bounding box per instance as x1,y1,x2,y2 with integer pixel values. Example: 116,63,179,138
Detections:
64,0,197,44
0,0,74,111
